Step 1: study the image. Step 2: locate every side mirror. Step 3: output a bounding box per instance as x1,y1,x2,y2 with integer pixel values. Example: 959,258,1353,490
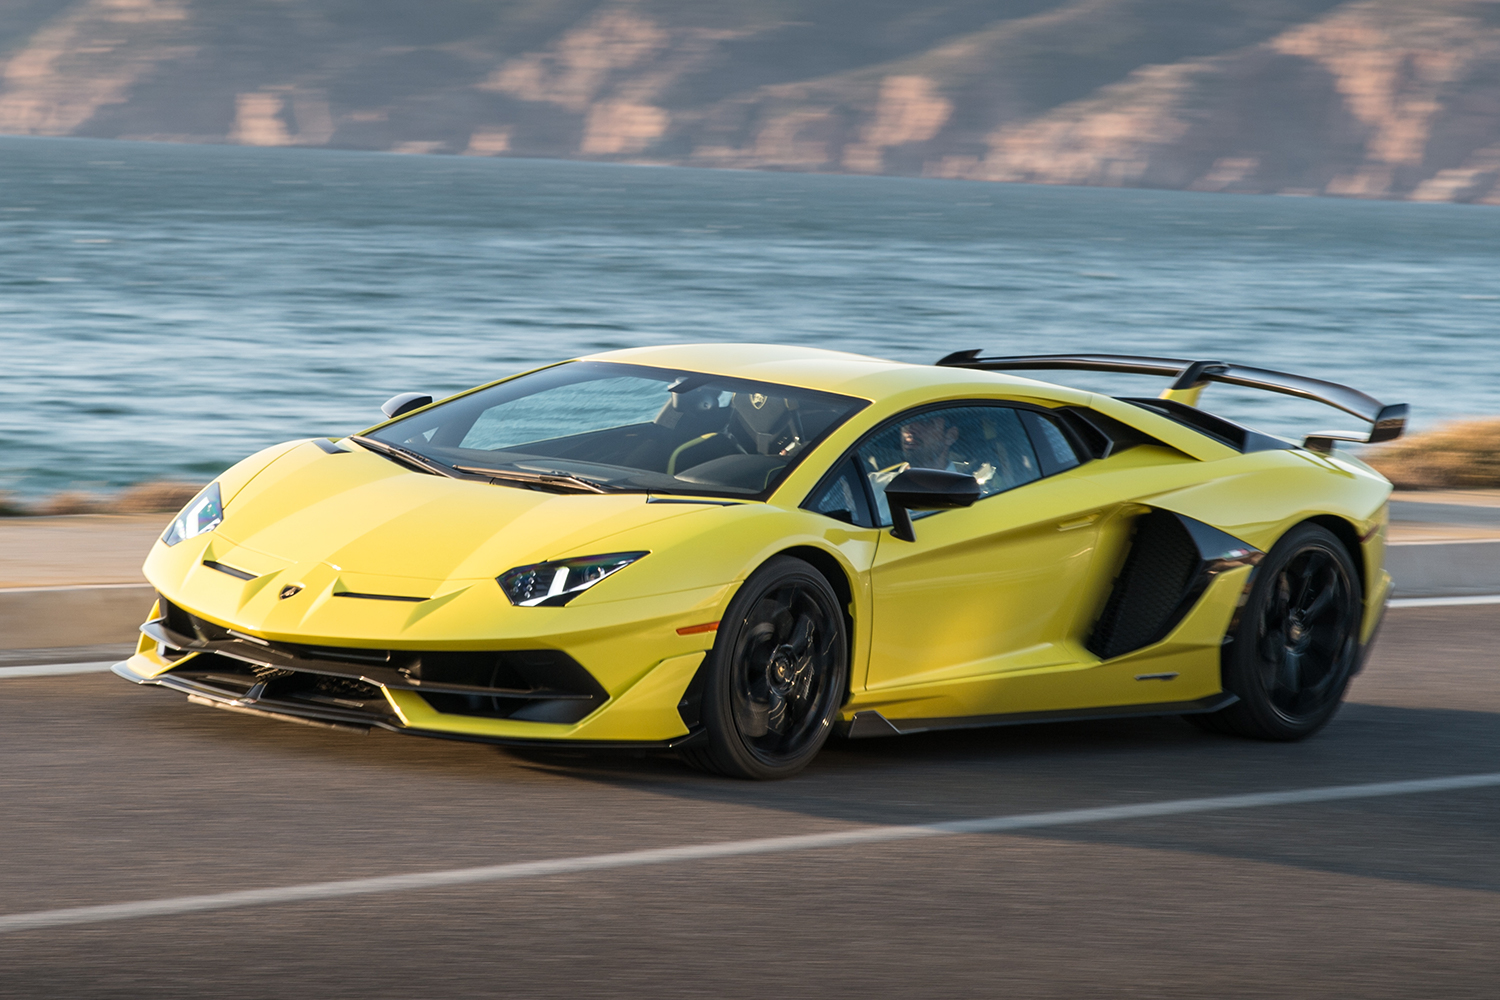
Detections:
381,392,433,419
885,468,981,542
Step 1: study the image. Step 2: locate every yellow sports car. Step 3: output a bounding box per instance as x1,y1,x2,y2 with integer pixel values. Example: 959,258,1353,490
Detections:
115,344,1406,779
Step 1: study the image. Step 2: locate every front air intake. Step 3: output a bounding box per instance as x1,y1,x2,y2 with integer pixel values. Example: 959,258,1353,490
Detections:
153,600,610,725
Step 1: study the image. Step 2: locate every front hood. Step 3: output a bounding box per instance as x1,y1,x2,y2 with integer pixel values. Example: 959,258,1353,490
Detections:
138,440,759,651
190,441,711,587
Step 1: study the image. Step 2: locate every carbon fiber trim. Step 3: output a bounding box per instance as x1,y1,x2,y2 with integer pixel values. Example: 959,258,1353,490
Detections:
843,693,1239,738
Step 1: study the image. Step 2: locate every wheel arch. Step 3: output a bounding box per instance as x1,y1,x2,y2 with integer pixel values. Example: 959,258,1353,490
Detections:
1303,514,1366,598
775,544,857,703
682,545,857,777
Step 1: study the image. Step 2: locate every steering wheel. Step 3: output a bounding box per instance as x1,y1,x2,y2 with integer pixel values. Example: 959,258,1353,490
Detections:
668,432,745,476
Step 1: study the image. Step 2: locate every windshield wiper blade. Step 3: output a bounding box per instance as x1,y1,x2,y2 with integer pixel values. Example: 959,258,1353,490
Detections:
349,436,464,479
452,465,617,494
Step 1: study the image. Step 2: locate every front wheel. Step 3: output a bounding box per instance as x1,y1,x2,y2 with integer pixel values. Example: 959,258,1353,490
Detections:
680,556,848,779
1198,522,1363,741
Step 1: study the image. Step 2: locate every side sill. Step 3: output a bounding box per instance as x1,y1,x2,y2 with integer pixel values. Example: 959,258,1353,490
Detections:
843,693,1239,739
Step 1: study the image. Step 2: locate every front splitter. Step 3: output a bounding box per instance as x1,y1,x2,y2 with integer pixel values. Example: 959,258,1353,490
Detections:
112,660,705,752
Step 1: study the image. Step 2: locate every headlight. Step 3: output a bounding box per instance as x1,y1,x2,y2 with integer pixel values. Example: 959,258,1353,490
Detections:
498,551,647,607
161,482,223,547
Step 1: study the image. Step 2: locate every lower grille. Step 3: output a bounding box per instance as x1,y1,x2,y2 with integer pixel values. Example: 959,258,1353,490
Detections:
166,653,396,723
155,600,609,725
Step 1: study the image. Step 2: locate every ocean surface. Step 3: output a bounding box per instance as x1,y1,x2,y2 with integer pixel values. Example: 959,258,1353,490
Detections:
1,136,1495,499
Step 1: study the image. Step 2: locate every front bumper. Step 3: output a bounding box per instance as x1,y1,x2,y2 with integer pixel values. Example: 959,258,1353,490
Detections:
118,596,713,748
114,657,708,750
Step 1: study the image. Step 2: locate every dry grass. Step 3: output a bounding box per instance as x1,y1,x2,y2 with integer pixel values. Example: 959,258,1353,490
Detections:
1365,418,1500,489
31,491,105,515
0,480,204,517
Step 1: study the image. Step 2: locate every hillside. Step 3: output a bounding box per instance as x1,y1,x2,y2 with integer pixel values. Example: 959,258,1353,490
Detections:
0,0,1497,201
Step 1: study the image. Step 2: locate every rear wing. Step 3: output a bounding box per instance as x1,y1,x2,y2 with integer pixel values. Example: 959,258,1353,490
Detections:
935,351,1407,452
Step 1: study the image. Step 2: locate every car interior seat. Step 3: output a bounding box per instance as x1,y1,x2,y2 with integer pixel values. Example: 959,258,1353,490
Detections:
728,392,802,456
656,386,737,475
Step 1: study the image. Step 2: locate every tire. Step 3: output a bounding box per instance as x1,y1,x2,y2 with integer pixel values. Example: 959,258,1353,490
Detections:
679,555,848,779
1196,522,1362,741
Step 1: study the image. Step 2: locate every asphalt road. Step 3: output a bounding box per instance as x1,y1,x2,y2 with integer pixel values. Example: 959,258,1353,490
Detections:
1,605,1498,999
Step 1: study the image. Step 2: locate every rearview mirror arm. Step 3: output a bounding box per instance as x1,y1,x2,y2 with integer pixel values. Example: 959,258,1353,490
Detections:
889,502,916,543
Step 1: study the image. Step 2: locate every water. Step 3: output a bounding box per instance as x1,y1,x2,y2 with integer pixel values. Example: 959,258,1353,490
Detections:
1,135,1496,499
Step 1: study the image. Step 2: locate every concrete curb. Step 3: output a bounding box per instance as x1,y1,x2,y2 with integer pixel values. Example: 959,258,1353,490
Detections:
0,584,154,651
1388,539,1500,598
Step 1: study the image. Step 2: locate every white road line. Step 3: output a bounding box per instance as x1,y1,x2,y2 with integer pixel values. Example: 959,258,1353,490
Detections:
2,771,1497,936
1389,594,1500,608
0,661,117,678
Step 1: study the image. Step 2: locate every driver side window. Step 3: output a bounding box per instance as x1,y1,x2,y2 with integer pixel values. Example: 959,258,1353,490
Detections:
857,405,1040,526
803,403,1089,527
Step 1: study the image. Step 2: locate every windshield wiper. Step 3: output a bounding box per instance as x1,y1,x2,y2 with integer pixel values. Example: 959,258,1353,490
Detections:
452,465,618,494
349,436,465,479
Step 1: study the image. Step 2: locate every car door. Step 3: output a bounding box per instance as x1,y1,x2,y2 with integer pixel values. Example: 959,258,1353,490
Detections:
857,402,1110,719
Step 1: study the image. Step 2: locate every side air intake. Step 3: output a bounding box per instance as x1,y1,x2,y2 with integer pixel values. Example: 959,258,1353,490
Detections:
1087,509,1263,661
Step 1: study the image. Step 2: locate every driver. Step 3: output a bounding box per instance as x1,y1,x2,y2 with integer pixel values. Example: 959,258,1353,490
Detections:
868,412,994,522
898,413,961,471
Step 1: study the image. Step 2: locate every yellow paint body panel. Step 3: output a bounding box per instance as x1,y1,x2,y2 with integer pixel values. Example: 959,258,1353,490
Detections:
123,344,1394,748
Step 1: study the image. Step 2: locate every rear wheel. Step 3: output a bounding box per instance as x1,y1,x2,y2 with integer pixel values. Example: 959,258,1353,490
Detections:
680,556,848,779
1196,523,1362,740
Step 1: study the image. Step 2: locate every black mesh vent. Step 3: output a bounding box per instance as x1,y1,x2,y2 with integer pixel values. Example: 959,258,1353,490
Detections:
1087,510,1201,660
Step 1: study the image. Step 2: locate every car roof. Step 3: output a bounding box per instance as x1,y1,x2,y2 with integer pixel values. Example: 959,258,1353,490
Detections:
581,343,1071,403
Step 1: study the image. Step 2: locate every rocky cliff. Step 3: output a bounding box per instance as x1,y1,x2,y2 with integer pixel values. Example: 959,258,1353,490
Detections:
1,0,1498,202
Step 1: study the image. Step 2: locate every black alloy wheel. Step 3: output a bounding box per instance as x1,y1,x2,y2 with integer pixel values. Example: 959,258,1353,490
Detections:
682,555,848,779
1196,522,1362,740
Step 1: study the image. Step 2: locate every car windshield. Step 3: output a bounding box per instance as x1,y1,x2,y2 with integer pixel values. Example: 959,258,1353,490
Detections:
364,361,866,498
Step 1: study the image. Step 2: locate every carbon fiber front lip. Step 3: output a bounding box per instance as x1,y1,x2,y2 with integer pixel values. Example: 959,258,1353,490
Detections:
113,659,398,728
112,660,704,751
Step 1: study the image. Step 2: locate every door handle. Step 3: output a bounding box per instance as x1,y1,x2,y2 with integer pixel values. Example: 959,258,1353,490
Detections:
1056,513,1100,531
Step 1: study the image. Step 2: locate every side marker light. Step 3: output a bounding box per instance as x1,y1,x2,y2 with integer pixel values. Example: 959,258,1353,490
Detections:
676,621,720,636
